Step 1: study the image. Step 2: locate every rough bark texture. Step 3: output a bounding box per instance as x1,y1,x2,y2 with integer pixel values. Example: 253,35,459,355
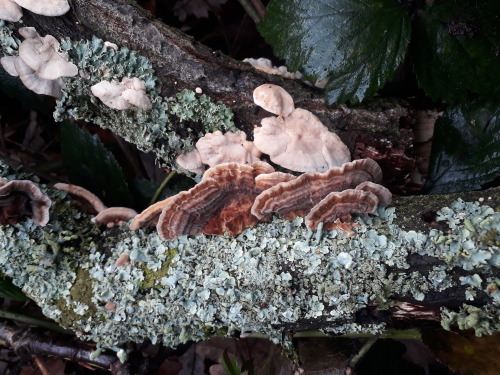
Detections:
0,158,498,350
18,0,416,192
0,0,498,353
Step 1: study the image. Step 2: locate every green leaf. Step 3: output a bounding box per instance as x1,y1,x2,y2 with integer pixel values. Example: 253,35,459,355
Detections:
412,0,500,102
221,350,241,375
258,0,411,104
60,121,134,208
424,102,500,194
0,276,29,301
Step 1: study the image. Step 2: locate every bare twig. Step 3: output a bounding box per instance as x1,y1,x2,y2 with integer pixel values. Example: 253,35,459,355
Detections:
0,321,130,375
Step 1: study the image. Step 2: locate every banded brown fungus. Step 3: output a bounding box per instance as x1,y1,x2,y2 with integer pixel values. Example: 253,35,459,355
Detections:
92,207,138,228
251,159,382,221
54,183,106,214
0,178,51,226
157,162,277,240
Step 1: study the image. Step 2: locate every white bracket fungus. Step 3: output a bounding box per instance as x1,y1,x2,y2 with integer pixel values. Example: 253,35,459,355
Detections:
252,84,351,172
91,77,153,111
0,0,22,22
13,0,70,16
0,27,77,97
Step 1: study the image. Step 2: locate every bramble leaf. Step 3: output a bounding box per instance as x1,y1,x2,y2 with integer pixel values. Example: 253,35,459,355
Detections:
412,0,500,102
61,121,134,207
258,0,411,104
424,102,500,194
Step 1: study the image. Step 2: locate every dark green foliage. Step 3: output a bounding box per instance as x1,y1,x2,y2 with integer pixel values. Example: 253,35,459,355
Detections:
424,102,500,194
60,121,134,207
0,276,29,301
259,0,499,104
258,0,411,104
412,0,500,102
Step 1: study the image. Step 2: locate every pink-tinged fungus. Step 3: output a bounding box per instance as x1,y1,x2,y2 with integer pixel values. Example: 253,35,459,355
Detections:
0,178,51,226
253,84,295,117
129,196,175,230
90,77,152,111
253,108,351,172
13,0,70,16
243,58,301,79
92,207,138,228
114,252,130,267
255,171,296,190
104,301,117,311
54,183,107,214
157,162,276,240
251,159,382,221
305,189,380,230
176,149,205,175
0,0,22,22
195,130,262,167
0,27,77,98
355,181,392,206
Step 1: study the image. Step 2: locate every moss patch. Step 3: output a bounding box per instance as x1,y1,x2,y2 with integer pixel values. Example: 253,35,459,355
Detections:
138,249,178,289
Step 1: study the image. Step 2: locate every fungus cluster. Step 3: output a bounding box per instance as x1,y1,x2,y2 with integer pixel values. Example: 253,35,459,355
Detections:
176,130,261,174
0,27,77,97
0,0,70,22
0,177,51,226
90,77,152,111
157,84,391,240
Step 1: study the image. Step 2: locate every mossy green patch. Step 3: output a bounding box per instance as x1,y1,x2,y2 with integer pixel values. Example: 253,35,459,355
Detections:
138,249,178,289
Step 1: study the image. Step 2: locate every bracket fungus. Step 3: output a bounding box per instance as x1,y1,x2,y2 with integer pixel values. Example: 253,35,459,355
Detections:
0,27,77,98
251,159,383,221
176,149,205,175
157,162,278,240
92,207,138,228
196,130,262,167
253,85,350,172
54,183,107,214
176,131,262,174
0,178,51,226
129,197,175,230
253,84,295,117
0,0,22,22
12,0,70,16
305,183,392,230
90,77,152,111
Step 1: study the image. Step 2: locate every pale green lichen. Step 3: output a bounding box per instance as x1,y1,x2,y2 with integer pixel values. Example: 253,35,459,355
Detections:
53,37,235,170
441,304,500,336
0,163,498,355
0,21,20,55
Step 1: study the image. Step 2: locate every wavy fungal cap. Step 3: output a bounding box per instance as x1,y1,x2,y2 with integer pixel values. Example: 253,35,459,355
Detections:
13,0,70,16
254,108,351,172
0,0,22,22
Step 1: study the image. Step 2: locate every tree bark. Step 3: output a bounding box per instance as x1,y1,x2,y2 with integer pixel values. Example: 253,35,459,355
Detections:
0,158,498,349
18,0,416,192
1,0,499,352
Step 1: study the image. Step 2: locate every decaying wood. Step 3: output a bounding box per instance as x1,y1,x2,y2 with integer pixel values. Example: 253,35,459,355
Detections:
18,0,416,192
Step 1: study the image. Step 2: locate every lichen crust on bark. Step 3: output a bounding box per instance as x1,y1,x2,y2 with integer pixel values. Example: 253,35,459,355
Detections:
0,161,498,354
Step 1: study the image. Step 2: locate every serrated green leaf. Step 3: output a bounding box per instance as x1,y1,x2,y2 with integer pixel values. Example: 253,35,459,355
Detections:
412,0,500,102
0,276,29,301
258,0,411,104
221,350,241,375
61,121,134,207
424,102,500,194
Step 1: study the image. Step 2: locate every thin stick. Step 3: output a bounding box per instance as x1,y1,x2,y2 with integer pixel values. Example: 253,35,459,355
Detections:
0,308,72,334
149,170,176,205
236,0,261,23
